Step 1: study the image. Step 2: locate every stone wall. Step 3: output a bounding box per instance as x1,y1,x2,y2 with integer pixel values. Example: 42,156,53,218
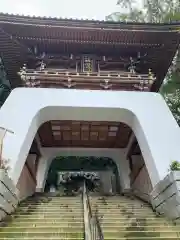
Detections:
151,171,180,220
130,155,153,202
16,155,37,200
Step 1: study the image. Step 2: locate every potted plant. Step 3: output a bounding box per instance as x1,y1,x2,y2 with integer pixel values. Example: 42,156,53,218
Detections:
169,161,180,171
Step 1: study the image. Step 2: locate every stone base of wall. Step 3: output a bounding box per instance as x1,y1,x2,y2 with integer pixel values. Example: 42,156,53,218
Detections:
36,187,43,192
151,171,180,221
0,170,19,221
16,163,36,201
131,165,152,203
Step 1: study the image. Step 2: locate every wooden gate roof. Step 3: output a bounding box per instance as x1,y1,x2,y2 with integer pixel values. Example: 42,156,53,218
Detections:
0,13,179,89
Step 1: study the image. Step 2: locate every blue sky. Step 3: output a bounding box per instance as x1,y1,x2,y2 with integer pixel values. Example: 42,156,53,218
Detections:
0,0,122,20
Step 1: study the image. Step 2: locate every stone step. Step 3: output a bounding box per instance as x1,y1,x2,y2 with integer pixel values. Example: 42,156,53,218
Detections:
23,202,82,205
101,231,180,238
96,213,157,217
91,198,148,201
100,222,174,227
90,198,148,202
91,205,152,208
8,222,84,227
19,204,82,207
0,238,83,240
13,213,83,217
101,238,180,240
16,209,83,213
9,216,83,221
91,202,150,206
96,217,171,222
19,206,82,209
0,226,84,232
0,238,178,240
8,220,171,226
16,211,83,214
25,199,82,202
0,232,84,238
24,202,82,204
94,211,155,217
92,209,155,213
92,204,151,208
99,226,180,231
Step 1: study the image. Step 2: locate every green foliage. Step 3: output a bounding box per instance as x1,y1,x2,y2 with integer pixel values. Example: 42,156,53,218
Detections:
169,161,180,171
107,0,180,125
0,56,11,106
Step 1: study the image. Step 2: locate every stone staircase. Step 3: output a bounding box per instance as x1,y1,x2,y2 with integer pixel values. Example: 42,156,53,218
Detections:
0,195,84,239
90,195,180,239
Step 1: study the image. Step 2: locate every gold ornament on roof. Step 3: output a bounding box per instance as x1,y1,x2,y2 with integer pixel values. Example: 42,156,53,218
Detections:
40,61,46,71
63,77,76,88
18,64,27,82
100,79,112,89
148,68,155,84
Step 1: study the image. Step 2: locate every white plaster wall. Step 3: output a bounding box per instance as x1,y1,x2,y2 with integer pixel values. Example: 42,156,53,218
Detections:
0,88,179,188
36,148,130,193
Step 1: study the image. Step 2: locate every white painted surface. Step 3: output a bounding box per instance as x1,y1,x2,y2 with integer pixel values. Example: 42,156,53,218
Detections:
0,88,179,188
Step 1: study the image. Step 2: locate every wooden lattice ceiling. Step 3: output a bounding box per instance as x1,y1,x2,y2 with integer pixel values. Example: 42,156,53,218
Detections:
38,120,132,148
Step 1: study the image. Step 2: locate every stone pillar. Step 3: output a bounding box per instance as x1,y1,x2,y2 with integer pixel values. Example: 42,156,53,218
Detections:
99,171,113,194
16,154,37,201
36,155,49,192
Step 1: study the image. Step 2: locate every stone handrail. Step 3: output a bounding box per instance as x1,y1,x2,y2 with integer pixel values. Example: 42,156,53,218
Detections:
83,182,104,240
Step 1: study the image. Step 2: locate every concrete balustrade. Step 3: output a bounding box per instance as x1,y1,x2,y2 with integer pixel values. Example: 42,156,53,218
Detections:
0,169,19,220
151,171,180,220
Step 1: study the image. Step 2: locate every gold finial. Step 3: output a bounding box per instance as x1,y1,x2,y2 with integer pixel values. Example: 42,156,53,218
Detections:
148,68,155,84
100,79,112,89
18,64,27,82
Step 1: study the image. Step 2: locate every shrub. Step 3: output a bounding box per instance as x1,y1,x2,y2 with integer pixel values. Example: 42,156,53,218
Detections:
170,161,180,171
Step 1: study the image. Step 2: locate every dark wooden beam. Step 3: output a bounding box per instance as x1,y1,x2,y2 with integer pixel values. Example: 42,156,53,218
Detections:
126,137,138,159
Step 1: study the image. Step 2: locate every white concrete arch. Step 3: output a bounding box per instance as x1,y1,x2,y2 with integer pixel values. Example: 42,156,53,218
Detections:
0,88,180,188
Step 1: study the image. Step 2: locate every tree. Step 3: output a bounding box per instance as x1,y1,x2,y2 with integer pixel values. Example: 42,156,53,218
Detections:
0,57,11,107
107,0,180,125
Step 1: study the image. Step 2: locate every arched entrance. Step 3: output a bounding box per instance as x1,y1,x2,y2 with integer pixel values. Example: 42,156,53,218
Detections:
45,156,119,195
0,88,180,200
